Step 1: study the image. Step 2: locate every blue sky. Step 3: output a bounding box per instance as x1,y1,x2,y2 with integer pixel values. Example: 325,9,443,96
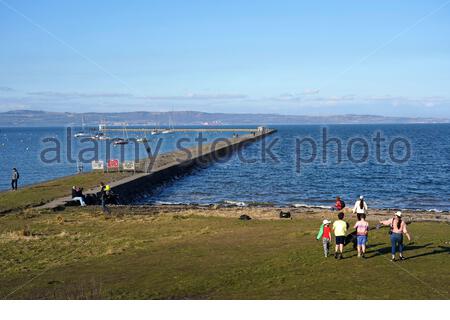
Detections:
1,0,450,116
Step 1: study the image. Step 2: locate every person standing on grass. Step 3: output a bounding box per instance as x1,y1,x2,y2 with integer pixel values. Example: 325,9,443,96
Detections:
333,212,348,259
353,195,368,215
354,214,369,258
380,211,411,261
11,168,19,191
100,182,111,215
321,219,332,257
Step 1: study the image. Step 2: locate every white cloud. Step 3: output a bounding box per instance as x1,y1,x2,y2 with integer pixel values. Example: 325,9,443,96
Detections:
302,88,320,95
362,95,450,107
141,93,247,100
273,93,353,103
26,91,248,101
1,89,449,115
273,93,302,101
28,91,134,99
0,86,14,92
272,89,320,101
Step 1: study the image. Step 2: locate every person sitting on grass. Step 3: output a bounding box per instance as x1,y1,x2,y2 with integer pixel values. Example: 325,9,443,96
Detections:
334,196,345,211
354,213,369,258
316,219,332,257
380,211,411,261
71,186,86,207
332,212,348,259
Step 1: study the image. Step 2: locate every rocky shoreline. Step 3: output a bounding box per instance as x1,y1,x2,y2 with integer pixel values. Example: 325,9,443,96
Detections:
102,204,450,223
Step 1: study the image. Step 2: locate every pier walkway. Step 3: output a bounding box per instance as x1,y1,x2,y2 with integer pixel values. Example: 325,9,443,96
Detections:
37,128,276,210
102,128,258,133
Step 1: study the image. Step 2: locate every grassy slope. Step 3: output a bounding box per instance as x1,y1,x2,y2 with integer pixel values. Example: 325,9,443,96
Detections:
0,208,448,299
0,172,132,213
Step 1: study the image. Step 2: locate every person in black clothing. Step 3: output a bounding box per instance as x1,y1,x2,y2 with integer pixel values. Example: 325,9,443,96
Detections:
76,187,84,198
71,186,86,206
100,182,111,215
11,168,19,191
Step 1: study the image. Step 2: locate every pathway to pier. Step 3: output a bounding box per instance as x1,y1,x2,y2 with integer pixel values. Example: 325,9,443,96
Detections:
37,129,276,210
103,128,258,133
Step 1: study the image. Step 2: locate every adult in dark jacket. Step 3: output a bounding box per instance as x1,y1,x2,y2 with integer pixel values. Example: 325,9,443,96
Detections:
11,168,19,191
99,182,111,215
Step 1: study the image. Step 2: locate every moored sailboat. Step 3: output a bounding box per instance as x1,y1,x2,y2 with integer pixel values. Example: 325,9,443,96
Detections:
113,124,130,145
74,116,91,138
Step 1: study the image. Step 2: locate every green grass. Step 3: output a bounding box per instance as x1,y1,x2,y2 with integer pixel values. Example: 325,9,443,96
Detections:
0,172,132,214
0,208,448,299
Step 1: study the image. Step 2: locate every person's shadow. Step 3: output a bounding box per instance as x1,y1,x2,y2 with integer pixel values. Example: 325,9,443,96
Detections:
342,242,386,258
365,242,438,259
406,245,449,260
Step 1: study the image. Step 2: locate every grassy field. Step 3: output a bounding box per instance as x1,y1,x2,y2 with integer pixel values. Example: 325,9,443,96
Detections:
0,207,448,299
0,172,132,214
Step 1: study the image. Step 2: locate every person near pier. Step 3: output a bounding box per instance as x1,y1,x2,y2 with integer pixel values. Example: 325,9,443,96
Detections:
353,195,368,215
72,186,86,207
11,168,19,191
99,182,111,215
380,211,411,261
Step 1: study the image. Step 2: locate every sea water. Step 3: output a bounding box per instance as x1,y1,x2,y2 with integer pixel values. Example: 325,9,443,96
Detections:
1,124,449,211
141,124,450,211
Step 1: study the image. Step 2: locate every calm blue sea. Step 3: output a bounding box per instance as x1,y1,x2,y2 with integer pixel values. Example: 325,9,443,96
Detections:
1,124,449,211
0,126,240,190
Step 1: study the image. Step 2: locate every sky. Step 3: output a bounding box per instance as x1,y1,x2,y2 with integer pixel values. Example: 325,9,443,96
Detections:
1,0,450,117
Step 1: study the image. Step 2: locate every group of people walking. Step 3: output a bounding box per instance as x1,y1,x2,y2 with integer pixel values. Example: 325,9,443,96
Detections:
6,168,412,260
319,195,411,261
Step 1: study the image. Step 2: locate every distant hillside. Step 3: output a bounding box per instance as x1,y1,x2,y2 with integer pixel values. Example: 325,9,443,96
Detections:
0,110,448,127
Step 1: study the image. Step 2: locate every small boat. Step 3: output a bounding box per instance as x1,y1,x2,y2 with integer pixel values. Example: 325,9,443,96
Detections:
151,129,160,135
74,116,91,138
113,138,129,145
113,124,130,145
136,137,148,143
162,110,175,134
74,132,91,138
89,132,109,140
95,134,111,141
